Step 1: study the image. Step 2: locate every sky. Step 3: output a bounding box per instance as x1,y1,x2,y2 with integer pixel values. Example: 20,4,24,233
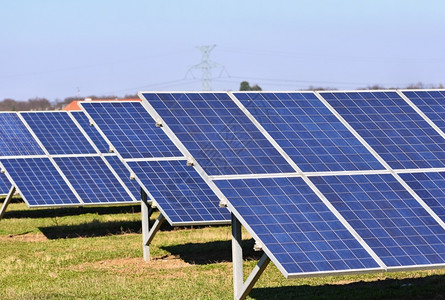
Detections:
1,0,444,102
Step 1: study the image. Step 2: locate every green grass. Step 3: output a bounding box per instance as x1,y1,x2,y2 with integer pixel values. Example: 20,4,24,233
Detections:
0,200,444,299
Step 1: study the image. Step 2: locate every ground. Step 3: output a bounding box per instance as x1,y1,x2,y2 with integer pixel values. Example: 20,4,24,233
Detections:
0,200,444,299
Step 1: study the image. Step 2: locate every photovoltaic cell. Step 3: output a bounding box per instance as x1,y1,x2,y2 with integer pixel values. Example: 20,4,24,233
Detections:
215,177,379,275
233,92,384,172
80,102,182,159
400,172,445,222
0,172,11,195
0,113,44,156
321,91,445,169
21,112,96,155
141,92,294,176
402,90,445,132
71,111,110,153
53,156,133,204
0,158,80,206
105,155,141,200
127,160,230,225
311,174,445,267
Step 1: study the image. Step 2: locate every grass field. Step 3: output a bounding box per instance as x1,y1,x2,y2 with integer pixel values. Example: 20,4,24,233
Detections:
1,198,445,299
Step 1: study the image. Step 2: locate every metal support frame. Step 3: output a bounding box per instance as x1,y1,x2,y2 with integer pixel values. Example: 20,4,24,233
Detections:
232,213,271,300
0,186,16,220
141,188,165,261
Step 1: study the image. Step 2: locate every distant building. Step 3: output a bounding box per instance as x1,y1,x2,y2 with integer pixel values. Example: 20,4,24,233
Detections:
62,98,141,111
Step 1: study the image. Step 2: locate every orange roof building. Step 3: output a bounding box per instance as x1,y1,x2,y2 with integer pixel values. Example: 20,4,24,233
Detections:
62,98,141,111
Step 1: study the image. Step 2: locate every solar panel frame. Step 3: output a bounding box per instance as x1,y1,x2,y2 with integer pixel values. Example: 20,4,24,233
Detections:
0,112,45,157
20,111,97,155
318,90,445,170
229,91,385,173
139,92,296,176
127,159,231,226
0,157,83,207
70,111,110,154
79,101,183,159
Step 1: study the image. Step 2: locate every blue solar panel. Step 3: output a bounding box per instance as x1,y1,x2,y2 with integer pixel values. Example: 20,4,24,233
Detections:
311,174,445,267
400,172,445,222
321,91,445,169
53,156,133,204
71,111,110,153
233,92,384,172
141,92,295,176
21,112,96,155
402,90,445,132
127,160,230,225
0,113,44,156
105,156,141,200
80,102,182,159
0,158,80,206
0,172,11,195
215,177,379,274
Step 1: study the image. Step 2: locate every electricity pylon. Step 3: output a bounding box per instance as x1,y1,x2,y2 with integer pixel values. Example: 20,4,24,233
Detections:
186,45,229,91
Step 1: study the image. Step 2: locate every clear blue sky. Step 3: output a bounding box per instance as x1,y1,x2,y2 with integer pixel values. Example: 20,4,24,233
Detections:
1,0,444,101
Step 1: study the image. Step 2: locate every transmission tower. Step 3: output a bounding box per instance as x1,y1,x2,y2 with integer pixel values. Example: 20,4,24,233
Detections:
186,45,228,91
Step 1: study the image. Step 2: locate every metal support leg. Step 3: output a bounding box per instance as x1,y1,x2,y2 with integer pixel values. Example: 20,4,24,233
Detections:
232,213,271,300
141,188,151,261
0,186,15,220
237,253,271,300
232,213,243,298
144,214,165,246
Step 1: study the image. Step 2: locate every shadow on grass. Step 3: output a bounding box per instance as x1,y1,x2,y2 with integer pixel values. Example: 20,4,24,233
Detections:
160,239,263,265
2,204,141,219
38,216,177,239
249,274,445,300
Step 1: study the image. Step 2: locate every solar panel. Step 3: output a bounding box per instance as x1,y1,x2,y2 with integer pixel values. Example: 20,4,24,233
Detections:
0,113,44,156
80,101,183,159
232,92,384,172
127,160,230,225
311,174,445,267
0,157,81,206
105,155,141,200
215,176,380,276
53,156,134,204
0,172,11,195
21,112,96,155
70,111,110,153
400,172,445,222
320,91,445,169
140,92,295,176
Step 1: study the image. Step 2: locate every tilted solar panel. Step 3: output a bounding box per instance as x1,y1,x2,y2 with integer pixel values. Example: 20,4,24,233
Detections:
105,155,141,200
71,111,110,153
127,160,230,225
232,92,384,172
53,156,134,204
400,172,445,222
320,91,445,169
140,92,295,176
215,177,381,276
311,174,445,267
0,113,45,156
21,112,96,155
80,101,182,159
0,158,81,206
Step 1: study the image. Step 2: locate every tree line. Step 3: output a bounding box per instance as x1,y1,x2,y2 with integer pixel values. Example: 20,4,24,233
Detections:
0,82,443,111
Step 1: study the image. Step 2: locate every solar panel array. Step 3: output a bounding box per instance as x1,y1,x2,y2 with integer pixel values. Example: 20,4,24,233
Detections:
139,90,445,279
80,101,231,226
0,172,12,195
0,110,137,207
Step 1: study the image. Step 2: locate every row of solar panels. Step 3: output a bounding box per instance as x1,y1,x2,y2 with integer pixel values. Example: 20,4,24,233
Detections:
129,90,445,278
2,90,445,281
